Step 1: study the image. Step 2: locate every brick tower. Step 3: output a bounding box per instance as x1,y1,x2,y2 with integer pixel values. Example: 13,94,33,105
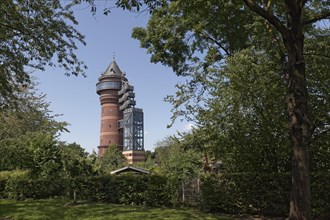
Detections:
96,60,123,156
96,60,145,163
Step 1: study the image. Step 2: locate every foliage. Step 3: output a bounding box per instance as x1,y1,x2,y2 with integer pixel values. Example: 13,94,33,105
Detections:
0,170,29,199
154,135,203,181
29,132,62,178
0,199,236,220
97,144,127,173
0,79,68,172
0,0,87,109
189,48,290,173
0,131,62,177
126,1,330,218
133,155,157,172
200,172,330,219
311,173,330,219
1,170,329,219
0,80,68,141
305,28,330,173
58,142,97,202
4,175,68,200
79,174,171,207
0,135,34,171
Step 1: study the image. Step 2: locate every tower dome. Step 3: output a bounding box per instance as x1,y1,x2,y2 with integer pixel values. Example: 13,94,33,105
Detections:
96,60,123,95
102,60,123,77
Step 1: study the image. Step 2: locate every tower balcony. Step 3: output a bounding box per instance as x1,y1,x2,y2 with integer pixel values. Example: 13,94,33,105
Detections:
96,81,122,94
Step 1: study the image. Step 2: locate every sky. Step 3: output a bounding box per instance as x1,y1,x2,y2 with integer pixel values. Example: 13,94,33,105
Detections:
34,3,193,153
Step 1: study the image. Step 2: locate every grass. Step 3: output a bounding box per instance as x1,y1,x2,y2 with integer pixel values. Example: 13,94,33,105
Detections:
0,199,236,220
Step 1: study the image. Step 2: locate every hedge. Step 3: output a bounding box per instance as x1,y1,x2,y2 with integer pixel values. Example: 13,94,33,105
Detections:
4,175,68,200
200,172,330,219
0,170,30,199
1,170,328,218
79,174,172,207
1,172,172,207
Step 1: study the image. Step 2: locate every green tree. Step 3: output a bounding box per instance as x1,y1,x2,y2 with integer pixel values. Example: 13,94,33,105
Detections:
0,80,68,141
154,135,203,181
0,135,34,171
27,132,62,178
0,0,86,109
194,48,291,173
0,79,68,172
0,131,62,177
98,144,127,173
59,142,95,202
114,1,329,219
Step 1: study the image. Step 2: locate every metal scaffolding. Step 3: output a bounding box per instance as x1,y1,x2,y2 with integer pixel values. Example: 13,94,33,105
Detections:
120,108,144,151
118,80,144,151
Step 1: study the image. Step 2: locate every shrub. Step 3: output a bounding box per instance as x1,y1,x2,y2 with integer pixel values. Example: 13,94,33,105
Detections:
200,172,329,218
79,174,172,207
4,175,68,200
200,173,242,213
311,172,330,219
0,170,30,199
144,174,171,207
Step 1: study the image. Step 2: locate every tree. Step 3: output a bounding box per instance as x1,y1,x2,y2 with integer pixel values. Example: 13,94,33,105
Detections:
59,142,95,202
0,131,62,177
0,134,34,171
0,0,86,109
0,78,68,172
194,48,291,173
154,135,203,181
98,144,127,173
119,1,329,219
60,142,95,178
0,79,68,141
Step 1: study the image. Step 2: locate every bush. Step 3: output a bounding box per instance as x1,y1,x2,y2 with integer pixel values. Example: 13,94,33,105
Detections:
311,172,330,219
144,175,171,207
200,173,244,214
0,170,29,199
116,174,148,205
200,172,329,218
80,174,172,207
4,175,68,200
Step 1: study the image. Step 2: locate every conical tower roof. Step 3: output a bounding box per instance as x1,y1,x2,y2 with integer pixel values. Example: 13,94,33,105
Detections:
102,60,123,77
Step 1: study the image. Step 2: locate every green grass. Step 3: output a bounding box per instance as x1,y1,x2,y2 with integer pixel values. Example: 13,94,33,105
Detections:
0,199,236,220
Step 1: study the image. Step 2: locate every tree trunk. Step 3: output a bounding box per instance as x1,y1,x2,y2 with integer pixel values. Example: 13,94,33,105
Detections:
283,23,311,220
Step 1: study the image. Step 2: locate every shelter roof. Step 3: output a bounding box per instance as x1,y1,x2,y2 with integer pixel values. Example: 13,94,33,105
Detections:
110,166,150,175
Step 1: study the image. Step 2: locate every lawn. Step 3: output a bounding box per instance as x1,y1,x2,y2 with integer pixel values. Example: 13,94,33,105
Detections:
0,199,236,220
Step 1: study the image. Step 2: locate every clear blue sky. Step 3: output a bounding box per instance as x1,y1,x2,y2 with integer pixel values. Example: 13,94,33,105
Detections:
34,4,193,153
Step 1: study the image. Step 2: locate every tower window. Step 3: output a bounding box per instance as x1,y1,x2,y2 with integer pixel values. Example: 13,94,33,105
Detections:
109,124,112,128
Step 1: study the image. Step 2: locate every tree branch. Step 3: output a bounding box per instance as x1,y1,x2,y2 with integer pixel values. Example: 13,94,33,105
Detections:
242,0,287,35
302,10,330,25
199,31,230,56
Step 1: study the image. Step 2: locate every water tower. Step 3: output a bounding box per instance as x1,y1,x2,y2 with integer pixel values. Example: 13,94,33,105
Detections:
96,60,145,163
